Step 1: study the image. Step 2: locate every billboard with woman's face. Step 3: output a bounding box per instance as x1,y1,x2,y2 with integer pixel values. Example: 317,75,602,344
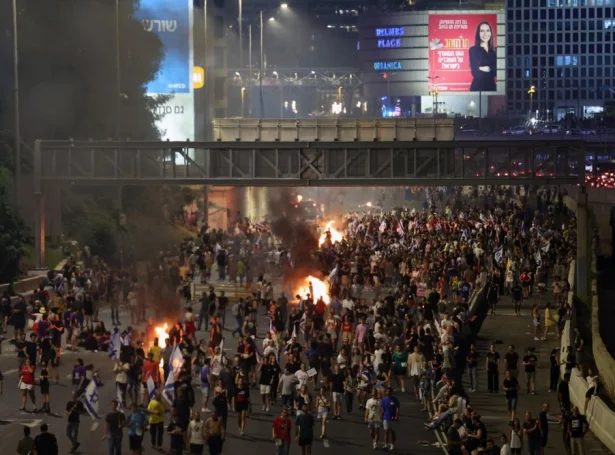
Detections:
428,14,498,93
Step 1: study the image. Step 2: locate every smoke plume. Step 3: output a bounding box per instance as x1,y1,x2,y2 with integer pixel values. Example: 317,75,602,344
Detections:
267,188,324,294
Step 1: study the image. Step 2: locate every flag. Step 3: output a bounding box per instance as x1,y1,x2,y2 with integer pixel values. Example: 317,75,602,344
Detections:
535,251,542,266
115,384,124,413
411,239,419,250
83,379,101,420
494,246,504,265
480,214,488,224
379,221,386,233
163,371,175,406
299,312,306,333
396,220,404,236
327,265,338,284
460,229,469,242
459,211,465,220
109,327,121,360
147,375,156,400
269,318,276,335
540,240,550,253
169,345,183,378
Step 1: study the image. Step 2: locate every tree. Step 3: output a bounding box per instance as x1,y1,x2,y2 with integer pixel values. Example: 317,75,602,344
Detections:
0,187,31,282
0,0,165,143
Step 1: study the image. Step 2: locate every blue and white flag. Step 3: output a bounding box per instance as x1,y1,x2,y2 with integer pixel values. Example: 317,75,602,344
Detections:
83,379,101,420
109,327,121,360
147,375,156,401
169,345,183,378
461,229,469,242
535,251,542,266
494,246,504,265
163,370,175,406
115,384,124,412
379,221,387,233
540,240,550,253
480,213,488,224
396,220,405,236
327,265,338,284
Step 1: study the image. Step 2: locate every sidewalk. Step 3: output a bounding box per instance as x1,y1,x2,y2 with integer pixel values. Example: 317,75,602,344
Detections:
465,296,610,454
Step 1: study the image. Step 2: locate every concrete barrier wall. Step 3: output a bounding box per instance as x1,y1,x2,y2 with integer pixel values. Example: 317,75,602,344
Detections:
560,319,615,454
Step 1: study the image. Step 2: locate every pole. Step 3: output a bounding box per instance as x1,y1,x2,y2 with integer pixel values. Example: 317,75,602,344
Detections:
478,89,482,130
12,0,20,203
248,24,252,117
280,85,283,118
259,10,264,118
115,0,121,139
238,0,243,69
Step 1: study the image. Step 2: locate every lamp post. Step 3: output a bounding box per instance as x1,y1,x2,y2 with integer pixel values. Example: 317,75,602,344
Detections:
248,24,252,117
259,10,264,118
528,85,536,119
115,0,121,140
12,0,20,202
238,0,243,69
428,75,439,114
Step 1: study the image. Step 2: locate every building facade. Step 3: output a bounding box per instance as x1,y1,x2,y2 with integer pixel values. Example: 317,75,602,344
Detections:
506,0,615,120
359,10,506,117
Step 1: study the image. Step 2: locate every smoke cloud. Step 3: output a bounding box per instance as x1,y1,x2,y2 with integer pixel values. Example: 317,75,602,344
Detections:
267,188,324,295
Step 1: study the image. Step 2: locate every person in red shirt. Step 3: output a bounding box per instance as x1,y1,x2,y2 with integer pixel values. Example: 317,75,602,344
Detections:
272,408,292,455
19,358,36,411
141,353,160,404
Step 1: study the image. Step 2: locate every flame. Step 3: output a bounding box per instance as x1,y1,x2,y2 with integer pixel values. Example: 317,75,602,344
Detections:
296,276,330,304
155,323,169,348
297,194,303,203
318,220,343,247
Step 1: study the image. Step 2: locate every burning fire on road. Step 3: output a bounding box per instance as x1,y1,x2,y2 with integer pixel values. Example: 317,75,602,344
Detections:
318,221,343,247
295,275,331,304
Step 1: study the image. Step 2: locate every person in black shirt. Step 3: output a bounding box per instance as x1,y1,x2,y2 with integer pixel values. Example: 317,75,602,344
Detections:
503,370,519,423
485,345,500,393
466,344,479,392
549,348,560,392
34,423,59,455
26,333,38,368
558,373,571,416
568,406,589,454
511,281,523,316
218,291,228,328
487,281,499,316
258,356,275,412
523,348,538,395
538,403,549,452
167,413,186,455
65,391,84,452
522,411,541,455
331,365,345,420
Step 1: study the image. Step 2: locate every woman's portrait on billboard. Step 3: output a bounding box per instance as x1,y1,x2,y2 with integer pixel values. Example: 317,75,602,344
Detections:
469,21,497,91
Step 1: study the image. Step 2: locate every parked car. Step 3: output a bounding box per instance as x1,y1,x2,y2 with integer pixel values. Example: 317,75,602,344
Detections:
537,124,561,134
502,126,528,135
565,128,596,136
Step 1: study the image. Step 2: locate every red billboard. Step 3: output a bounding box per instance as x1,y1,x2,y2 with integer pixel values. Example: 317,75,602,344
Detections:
428,14,498,93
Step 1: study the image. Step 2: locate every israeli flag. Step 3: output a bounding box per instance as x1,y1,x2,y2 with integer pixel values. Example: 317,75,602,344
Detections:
480,213,488,224
327,265,338,284
163,371,175,406
83,379,101,420
540,241,550,253
535,251,542,266
379,221,387,233
109,327,121,360
147,375,156,400
169,345,184,379
115,384,124,412
396,220,405,236
494,246,504,265
299,312,306,333
461,230,469,242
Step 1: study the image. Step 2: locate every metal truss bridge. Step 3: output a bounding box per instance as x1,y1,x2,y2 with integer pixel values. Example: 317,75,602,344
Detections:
34,139,583,187
32,138,583,268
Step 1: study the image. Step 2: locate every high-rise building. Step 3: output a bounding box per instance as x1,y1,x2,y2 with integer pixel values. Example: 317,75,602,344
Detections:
505,0,614,120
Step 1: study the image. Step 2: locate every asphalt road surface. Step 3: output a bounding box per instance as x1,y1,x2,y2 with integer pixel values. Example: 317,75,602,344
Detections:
0,299,446,455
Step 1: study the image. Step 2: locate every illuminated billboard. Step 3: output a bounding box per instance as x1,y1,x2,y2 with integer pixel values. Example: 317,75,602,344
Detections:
428,14,498,93
135,0,194,141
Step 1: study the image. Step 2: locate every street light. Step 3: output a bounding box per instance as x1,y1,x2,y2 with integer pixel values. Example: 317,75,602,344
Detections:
428,75,439,114
528,85,536,119
281,3,289,8
11,0,20,202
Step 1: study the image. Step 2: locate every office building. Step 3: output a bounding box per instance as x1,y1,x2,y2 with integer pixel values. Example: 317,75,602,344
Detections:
505,0,615,120
359,10,506,117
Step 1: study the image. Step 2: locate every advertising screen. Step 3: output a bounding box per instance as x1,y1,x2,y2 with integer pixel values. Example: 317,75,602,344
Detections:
428,14,498,93
135,0,194,142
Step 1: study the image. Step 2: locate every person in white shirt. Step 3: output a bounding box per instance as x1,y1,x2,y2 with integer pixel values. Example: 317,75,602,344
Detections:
187,411,206,453
295,363,310,390
263,340,277,359
499,433,511,455
342,298,354,312
364,390,382,449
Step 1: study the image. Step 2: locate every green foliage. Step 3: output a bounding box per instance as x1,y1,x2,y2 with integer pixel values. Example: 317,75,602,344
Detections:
0,187,31,282
0,0,165,142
